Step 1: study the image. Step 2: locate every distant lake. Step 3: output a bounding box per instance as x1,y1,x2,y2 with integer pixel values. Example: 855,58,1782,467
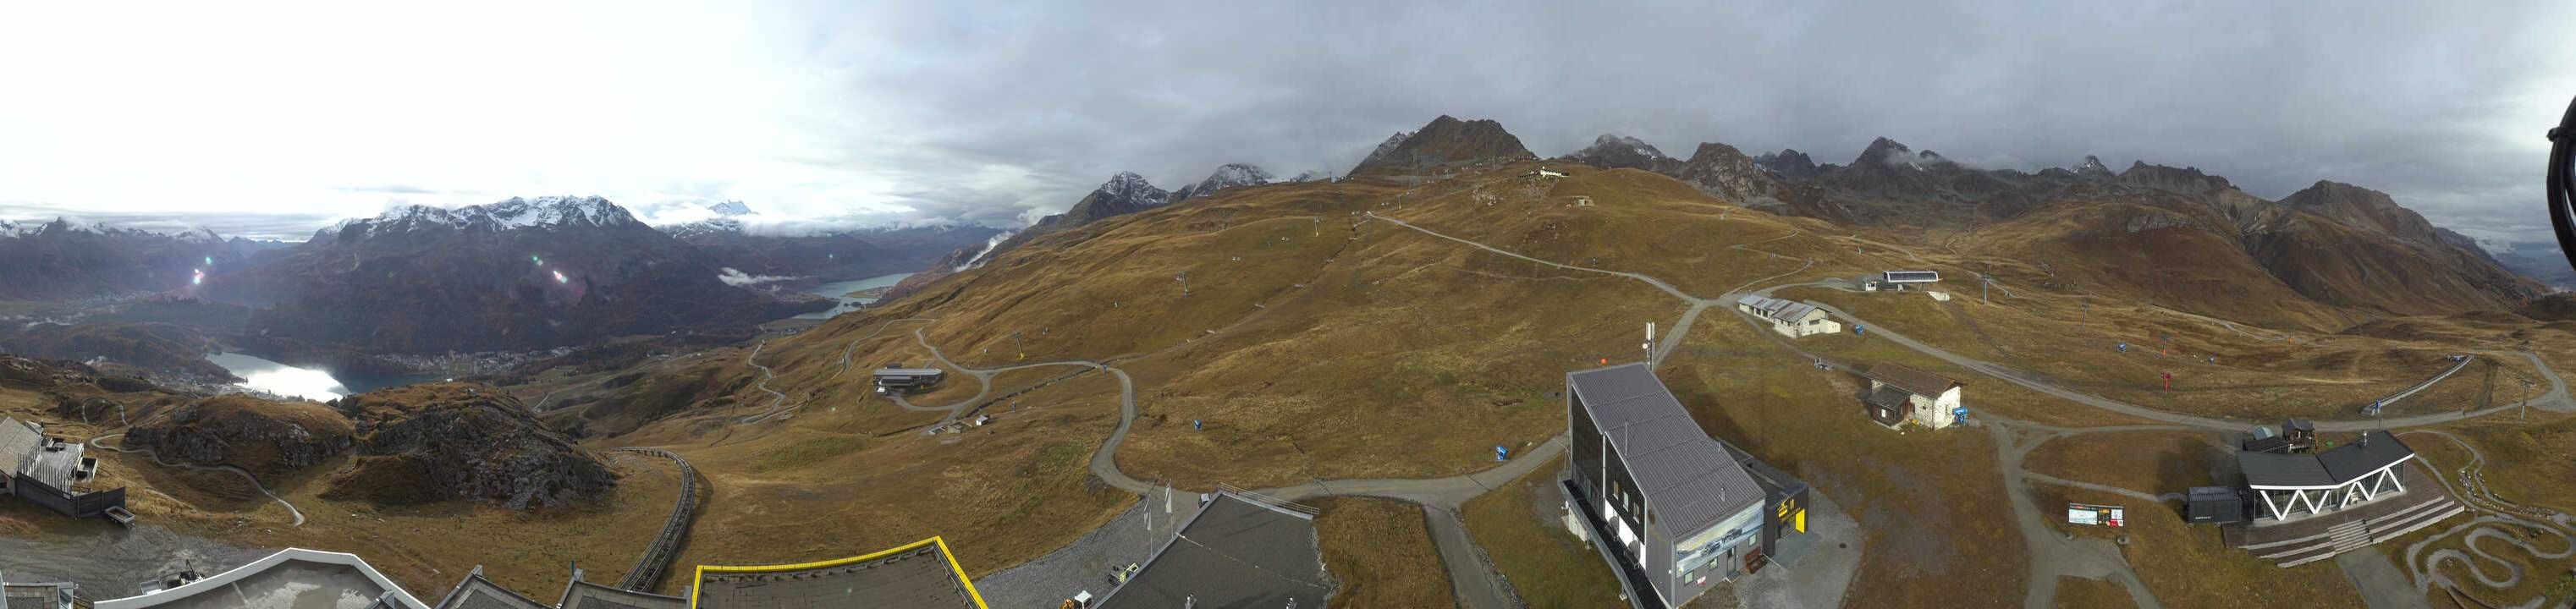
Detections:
794,272,915,320
204,352,439,401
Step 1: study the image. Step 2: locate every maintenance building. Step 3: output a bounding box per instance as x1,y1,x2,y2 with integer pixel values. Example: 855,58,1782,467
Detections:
1861,364,1963,430
2215,431,2465,567
1734,296,1841,338
1563,364,1774,608
872,367,947,395
0,417,124,521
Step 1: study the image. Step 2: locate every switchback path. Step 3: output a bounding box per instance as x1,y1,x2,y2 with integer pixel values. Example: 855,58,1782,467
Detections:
88,432,305,526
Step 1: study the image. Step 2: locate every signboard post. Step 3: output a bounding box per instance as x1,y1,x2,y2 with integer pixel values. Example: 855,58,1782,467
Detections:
2061,503,2122,529
2067,503,2127,528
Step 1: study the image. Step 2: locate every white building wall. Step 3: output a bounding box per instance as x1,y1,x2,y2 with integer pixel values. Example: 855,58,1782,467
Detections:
1910,387,1962,429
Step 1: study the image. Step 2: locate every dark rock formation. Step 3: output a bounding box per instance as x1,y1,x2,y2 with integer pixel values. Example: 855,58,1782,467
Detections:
322,382,616,510
125,395,356,476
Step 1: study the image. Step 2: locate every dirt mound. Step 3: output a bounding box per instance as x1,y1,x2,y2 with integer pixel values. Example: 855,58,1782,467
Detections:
325,382,616,510
125,395,355,476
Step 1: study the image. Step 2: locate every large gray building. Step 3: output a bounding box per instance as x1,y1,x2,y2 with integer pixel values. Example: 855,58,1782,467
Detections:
1564,364,1770,608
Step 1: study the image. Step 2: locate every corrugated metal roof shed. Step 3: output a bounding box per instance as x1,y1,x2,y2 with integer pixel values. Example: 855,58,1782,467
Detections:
1569,364,1766,538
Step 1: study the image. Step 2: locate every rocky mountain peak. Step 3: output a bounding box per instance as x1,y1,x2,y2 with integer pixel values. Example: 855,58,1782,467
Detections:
1170,163,1274,204
707,200,755,217
1348,115,1537,177
1564,133,1678,172
1095,172,1170,204
1750,149,1822,180
2073,155,2114,178
1856,137,1914,166
340,196,645,242
2115,162,2232,195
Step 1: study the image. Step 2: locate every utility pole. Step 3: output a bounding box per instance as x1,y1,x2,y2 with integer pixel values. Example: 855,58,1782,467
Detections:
1175,272,1191,296
1013,332,1025,360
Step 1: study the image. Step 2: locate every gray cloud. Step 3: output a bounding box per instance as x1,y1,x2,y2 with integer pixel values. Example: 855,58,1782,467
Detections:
806,0,2573,243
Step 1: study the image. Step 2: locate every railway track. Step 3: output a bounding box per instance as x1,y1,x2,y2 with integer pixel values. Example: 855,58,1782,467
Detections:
614,447,700,591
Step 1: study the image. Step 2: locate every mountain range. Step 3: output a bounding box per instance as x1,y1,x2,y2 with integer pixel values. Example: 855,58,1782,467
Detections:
1549,129,2548,317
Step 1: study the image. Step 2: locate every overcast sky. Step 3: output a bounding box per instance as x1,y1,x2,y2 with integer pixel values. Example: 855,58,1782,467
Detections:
3,1,2571,243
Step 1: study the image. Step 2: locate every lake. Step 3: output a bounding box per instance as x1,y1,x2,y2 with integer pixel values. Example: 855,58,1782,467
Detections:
793,272,915,320
204,352,440,401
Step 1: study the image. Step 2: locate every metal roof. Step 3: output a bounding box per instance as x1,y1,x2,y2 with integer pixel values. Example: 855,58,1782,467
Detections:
1735,295,1820,323
872,368,944,377
0,418,40,478
2237,451,2336,487
557,580,684,609
2239,431,2416,489
432,573,548,609
2318,431,2414,482
1864,386,1912,409
1884,271,1940,283
1867,363,1961,398
92,548,432,609
1568,364,1767,538
1095,491,1328,609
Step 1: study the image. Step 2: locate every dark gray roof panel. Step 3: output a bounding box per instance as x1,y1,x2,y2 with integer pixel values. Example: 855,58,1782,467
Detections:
2237,451,2335,488
558,580,685,609
2318,431,2414,482
434,575,548,609
1095,491,1328,609
1568,365,1768,537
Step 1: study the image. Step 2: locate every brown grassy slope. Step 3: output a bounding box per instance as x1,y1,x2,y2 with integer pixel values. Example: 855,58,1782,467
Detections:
1778,278,2550,421
1662,313,2027,606
2050,575,2137,609
623,366,1134,591
1313,497,1456,609
1461,465,1627,609
1962,199,2352,331
2032,483,2364,609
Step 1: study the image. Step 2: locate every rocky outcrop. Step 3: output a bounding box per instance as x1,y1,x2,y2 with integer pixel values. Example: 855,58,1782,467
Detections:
1347,115,1537,177
1750,149,1823,180
1030,173,1171,231
1170,163,1274,204
1563,134,1682,173
125,395,356,476
322,382,616,510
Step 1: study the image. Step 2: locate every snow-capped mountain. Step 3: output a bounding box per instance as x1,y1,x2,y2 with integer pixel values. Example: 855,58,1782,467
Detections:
0,218,245,299
1170,163,1274,203
316,196,642,244
212,195,824,353
707,200,756,217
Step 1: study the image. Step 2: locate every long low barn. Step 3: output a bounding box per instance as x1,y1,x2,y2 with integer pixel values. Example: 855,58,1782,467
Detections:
1735,296,1841,338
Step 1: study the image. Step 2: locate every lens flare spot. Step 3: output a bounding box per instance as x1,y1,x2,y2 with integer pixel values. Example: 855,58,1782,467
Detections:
203,255,213,266
531,255,543,266
191,268,205,286
553,270,569,284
